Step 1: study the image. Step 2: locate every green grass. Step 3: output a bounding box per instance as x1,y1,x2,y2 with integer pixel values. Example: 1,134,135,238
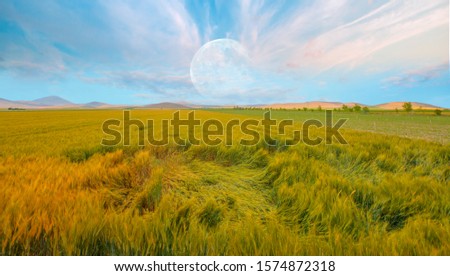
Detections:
0,109,449,255
212,109,450,144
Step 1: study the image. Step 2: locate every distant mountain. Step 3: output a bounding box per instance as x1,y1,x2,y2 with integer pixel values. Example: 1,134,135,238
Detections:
180,103,227,109
0,98,31,109
0,97,446,110
83,101,110,108
31,96,74,106
1,96,81,109
374,102,441,110
142,102,191,109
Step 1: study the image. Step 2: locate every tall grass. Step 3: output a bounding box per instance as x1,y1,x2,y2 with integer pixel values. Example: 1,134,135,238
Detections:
0,110,448,255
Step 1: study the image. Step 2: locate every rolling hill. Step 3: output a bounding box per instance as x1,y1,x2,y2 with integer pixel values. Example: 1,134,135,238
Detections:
142,102,191,109
0,96,446,110
31,96,74,106
373,102,441,110
0,98,31,109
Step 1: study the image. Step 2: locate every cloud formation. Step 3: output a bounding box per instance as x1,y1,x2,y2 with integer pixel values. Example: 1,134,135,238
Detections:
383,63,449,88
239,0,448,74
0,0,448,104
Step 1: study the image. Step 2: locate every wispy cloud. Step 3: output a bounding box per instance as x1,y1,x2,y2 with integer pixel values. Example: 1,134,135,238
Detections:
0,0,202,75
81,69,195,96
100,0,201,67
0,60,66,79
238,0,448,75
0,0,448,105
383,63,449,88
133,93,154,99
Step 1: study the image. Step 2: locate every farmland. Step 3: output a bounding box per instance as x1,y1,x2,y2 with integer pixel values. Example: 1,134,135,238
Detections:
215,109,450,144
0,109,449,255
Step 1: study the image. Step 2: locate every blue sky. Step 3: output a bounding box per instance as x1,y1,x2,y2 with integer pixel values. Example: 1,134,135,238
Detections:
0,0,449,106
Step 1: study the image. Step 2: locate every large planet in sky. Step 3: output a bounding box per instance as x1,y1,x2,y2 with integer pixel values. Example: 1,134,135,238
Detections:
190,39,253,98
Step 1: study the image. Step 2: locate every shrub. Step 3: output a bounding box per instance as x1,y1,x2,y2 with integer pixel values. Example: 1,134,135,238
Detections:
402,102,412,112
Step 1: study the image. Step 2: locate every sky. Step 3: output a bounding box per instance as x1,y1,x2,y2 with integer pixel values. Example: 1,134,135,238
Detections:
0,0,449,106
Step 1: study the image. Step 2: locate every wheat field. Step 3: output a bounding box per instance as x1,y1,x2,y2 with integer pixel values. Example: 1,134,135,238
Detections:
0,109,449,255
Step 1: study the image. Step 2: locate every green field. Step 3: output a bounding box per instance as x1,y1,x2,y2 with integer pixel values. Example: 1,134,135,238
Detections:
0,109,449,255
213,109,450,144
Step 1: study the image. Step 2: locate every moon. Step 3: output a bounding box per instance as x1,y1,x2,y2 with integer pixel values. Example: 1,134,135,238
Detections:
190,39,253,98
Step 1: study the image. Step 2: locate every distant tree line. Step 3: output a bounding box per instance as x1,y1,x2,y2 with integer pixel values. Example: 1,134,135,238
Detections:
402,102,442,116
232,102,443,115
